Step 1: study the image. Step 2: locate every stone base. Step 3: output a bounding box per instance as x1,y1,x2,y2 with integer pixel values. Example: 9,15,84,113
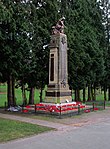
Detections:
44,89,72,103
44,96,72,103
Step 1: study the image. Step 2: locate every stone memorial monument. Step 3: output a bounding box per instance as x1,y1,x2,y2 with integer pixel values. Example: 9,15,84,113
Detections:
44,17,72,103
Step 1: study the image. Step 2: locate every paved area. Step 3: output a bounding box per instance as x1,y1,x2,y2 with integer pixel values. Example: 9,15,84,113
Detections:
0,109,110,149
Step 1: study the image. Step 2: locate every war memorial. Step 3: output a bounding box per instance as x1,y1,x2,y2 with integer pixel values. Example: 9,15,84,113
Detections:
22,18,86,114
44,17,72,103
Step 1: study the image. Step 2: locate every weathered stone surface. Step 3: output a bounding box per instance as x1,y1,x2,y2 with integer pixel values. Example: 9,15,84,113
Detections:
45,33,72,103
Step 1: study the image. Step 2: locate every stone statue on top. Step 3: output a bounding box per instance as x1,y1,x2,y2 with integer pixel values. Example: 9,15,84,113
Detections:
52,17,65,34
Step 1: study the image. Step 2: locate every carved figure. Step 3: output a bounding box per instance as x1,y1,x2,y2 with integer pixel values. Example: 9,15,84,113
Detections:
52,17,65,34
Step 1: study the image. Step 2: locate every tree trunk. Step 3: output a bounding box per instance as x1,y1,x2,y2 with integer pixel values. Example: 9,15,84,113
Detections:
40,81,45,103
12,76,16,106
7,76,12,107
77,89,80,101
22,83,27,106
91,84,94,101
7,75,15,107
87,85,91,101
91,83,96,101
83,88,86,103
104,85,107,101
108,86,110,101
93,84,96,101
29,87,34,104
75,89,78,101
75,89,80,101
40,88,43,103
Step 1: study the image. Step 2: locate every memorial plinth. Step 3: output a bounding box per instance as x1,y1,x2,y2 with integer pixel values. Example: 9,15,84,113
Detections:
44,33,72,103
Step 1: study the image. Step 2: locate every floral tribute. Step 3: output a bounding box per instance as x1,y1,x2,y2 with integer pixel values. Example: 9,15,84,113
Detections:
22,102,86,113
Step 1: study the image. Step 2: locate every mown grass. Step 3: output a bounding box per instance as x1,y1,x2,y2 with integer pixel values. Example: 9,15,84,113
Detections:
0,84,7,106
0,84,109,107
0,117,53,143
72,89,106,102
14,88,40,105
0,84,46,107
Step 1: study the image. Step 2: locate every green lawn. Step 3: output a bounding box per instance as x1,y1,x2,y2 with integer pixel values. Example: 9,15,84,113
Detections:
0,117,53,143
72,89,106,102
14,88,41,105
0,84,46,107
0,84,7,107
0,83,109,107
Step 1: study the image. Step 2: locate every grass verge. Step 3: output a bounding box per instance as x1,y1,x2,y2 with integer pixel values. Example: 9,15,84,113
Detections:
0,117,54,143
0,84,47,107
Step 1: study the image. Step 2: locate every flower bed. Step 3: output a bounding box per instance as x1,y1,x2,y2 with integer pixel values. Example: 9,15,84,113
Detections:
23,102,86,114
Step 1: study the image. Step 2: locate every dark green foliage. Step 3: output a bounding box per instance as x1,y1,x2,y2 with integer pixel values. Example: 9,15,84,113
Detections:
0,0,31,79
0,0,32,105
60,0,106,101
65,0,105,89
0,0,108,103
26,0,59,102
